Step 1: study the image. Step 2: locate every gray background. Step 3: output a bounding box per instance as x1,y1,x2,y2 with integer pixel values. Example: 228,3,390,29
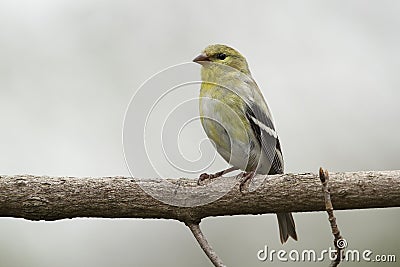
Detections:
0,0,399,266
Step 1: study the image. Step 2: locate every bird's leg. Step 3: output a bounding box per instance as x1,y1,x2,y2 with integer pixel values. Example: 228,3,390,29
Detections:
197,167,238,185
239,171,255,193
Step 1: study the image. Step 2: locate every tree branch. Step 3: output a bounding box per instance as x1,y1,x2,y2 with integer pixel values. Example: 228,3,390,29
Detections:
186,222,226,267
1,170,399,267
0,170,399,221
319,168,345,267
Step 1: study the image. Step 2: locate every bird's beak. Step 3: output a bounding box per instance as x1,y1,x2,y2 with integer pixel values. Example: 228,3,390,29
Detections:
193,53,210,63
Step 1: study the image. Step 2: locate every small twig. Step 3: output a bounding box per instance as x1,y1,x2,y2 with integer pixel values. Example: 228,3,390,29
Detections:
319,168,346,267
186,221,226,267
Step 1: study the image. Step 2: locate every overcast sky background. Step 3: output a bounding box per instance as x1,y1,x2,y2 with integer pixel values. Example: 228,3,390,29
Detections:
0,1,399,266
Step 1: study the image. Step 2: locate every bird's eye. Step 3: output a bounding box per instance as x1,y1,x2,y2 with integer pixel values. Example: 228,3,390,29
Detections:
216,53,227,60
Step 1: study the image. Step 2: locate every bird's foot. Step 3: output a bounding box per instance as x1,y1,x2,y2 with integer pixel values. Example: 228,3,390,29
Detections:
239,171,255,193
197,170,224,185
197,167,239,185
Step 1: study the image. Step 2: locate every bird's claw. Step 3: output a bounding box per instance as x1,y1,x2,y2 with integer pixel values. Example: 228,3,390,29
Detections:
239,171,255,193
197,171,223,185
197,173,210,185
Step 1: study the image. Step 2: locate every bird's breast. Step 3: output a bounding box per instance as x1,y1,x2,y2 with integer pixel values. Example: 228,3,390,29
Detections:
199,84,261,171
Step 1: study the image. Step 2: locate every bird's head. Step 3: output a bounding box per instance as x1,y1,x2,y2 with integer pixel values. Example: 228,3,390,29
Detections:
193,44,251,76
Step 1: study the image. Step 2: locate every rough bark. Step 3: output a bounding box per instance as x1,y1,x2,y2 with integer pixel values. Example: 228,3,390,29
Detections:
0,170,399,221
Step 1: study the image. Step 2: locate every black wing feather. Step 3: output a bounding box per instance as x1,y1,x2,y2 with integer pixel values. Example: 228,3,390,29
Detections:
245,104,284,174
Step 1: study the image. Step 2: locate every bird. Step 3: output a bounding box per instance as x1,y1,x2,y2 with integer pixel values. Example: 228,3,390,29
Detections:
193,44,297,243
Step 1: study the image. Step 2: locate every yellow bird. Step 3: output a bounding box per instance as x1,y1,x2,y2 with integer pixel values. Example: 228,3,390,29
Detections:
193,44,297,243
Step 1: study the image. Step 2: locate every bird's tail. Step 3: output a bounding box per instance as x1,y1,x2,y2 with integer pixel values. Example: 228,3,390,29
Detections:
276,212,297,244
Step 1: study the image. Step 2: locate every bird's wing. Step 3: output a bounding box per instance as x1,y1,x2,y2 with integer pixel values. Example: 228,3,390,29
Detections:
225,71,284,174
245,98,284,175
